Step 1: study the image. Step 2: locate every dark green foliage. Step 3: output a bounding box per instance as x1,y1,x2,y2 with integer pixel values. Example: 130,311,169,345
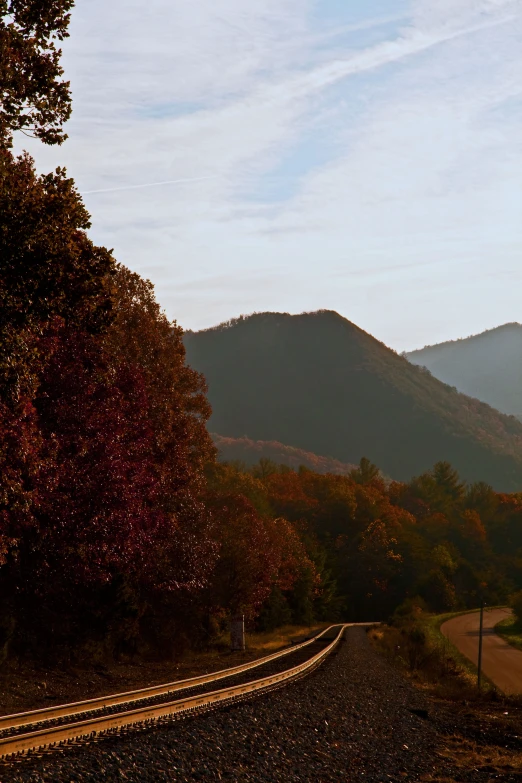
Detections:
511,591,522,626
466,482,499,520
417,569,457,613
287,568,315,626
350,457,381,485
184,311,522,491
257,586,292,631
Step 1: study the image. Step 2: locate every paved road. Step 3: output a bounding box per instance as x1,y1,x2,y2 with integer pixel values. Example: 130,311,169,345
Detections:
441,607,522,694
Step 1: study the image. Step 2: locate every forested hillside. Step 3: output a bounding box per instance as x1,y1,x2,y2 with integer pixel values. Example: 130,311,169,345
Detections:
212,458,522,620
212,434,357,475
406,323,522,419
184,312,522,492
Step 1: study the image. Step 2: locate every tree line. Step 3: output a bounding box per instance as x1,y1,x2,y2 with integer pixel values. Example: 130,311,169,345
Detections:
217,457,522,623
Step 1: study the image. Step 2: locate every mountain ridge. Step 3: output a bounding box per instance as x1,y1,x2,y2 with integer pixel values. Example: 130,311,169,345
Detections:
212,432,358,475
406,322,522,419
184,310,522,491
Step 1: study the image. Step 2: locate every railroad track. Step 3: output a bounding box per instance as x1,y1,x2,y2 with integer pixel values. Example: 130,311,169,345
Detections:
0,624,347,761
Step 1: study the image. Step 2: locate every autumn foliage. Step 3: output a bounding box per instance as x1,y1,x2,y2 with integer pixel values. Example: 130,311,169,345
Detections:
212,458,522,622
0,228,329,658
0,129,329,658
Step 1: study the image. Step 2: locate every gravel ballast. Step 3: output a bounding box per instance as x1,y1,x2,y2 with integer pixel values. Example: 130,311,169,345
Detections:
0,627,507,782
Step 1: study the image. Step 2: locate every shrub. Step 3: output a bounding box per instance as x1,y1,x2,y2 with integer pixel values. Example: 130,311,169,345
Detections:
511,591,522,625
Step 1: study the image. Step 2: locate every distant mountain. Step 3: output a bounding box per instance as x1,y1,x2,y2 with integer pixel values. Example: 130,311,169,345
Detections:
406,323,522,419
212,433,358,475
184,311,522,492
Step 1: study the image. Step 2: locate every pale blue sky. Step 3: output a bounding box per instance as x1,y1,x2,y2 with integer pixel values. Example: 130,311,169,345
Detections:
19,0,522,351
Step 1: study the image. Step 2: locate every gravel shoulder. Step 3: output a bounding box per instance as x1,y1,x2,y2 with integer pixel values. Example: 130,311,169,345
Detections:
2,627,522,782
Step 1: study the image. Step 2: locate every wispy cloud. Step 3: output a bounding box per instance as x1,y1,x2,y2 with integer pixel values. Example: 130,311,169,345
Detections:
82,176,217,196
297,13,409,48
17,0,522,352
275,12,517,100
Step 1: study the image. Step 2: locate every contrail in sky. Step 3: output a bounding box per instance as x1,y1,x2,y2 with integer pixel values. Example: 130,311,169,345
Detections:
82,175,216,195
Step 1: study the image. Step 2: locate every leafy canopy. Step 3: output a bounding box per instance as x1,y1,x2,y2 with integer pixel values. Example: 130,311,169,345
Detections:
0,0,73,147
0,153,114,335
0,151,115,397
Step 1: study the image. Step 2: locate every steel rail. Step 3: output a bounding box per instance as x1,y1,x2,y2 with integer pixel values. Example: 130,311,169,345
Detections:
0,624,341,733
0,625,346,760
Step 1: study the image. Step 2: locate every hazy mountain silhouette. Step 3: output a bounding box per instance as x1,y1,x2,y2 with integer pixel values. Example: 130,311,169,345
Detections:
184,311,522,491
406,323,522,420
212,433,358,475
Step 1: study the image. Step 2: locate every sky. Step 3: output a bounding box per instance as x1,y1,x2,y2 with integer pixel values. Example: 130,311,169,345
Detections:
19,0,522,351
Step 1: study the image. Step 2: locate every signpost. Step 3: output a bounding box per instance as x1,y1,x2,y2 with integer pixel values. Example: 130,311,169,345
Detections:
477,600,484,691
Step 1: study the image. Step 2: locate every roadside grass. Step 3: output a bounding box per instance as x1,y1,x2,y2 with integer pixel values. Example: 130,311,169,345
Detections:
369,607,504,700
214,623,330,654
246,623,330,651
421,734,522,783
424,613,479,687
425,608,504,688
495,615,522,653
370,609,522,779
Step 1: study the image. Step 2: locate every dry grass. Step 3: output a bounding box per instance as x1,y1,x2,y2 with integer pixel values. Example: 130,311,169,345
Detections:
420,734,522,781
368,619,492,701
210,622,329,655
245,623,329,652
0,623,328,717
496,616,522,653
438,736,522,771
370,621,522,780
